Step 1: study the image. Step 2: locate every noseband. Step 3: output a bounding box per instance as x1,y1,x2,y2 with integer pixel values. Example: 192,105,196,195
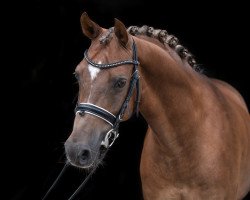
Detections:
75,40,140,148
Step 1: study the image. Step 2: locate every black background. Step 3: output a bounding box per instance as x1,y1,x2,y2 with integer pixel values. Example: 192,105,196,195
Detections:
5,0,250,199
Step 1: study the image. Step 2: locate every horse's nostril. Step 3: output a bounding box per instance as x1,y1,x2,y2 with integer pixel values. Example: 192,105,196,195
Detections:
81,150,89,160
79,149,90,164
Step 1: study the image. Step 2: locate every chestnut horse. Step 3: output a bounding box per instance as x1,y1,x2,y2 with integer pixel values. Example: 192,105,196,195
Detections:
64,12,250,199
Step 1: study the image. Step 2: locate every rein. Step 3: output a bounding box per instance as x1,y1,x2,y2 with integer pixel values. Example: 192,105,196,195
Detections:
42,39,140,200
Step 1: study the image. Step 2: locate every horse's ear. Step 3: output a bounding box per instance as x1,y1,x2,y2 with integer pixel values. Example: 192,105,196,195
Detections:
114,18,128,47
80,12,101,40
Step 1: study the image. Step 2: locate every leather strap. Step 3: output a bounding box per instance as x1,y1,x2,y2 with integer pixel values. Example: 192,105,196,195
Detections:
75,103,116,126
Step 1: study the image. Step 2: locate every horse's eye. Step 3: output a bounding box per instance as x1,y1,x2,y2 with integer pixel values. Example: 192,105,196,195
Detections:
114,78,127,89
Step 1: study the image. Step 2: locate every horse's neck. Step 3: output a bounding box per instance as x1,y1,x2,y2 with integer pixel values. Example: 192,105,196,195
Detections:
136,37,203,148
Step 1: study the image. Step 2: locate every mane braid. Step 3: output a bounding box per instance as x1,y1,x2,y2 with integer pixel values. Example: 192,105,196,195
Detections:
127,25,202,72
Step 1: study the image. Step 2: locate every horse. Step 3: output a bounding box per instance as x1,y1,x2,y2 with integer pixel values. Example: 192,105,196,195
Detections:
64,12,250,199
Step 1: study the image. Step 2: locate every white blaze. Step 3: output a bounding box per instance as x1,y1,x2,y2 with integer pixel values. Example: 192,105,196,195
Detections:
87,62,101,103
88,63,101,81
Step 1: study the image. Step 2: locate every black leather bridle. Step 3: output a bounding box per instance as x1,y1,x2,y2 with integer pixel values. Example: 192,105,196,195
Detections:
75,39,140,148
42,39,140,200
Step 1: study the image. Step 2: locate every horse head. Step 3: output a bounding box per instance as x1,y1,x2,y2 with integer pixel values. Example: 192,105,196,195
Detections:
64,12,140,169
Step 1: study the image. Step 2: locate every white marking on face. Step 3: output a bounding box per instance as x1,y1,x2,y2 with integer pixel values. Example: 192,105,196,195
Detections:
87,61,101,103
88,63,101,81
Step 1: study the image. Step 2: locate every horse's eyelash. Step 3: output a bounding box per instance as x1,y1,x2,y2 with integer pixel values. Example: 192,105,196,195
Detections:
73,72,79,79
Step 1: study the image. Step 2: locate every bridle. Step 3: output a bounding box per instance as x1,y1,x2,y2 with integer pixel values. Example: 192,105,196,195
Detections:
42,39,140,200
75,39,140,148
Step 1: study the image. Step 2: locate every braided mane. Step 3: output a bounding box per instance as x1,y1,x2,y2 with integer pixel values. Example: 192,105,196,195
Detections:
98,25,202,72
127,25,202,72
